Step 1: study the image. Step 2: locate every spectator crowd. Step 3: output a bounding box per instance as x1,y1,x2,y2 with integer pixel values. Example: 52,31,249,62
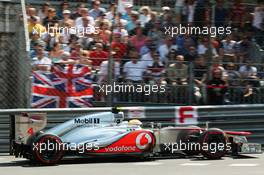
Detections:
27,0,264,105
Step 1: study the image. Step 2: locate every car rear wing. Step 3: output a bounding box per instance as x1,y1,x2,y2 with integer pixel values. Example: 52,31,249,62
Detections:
13,113,47,144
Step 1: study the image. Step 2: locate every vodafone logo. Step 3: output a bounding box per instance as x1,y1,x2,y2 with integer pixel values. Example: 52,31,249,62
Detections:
136,132,153,150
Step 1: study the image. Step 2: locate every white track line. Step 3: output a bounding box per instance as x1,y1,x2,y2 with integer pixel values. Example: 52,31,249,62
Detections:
133,162,163,166
181,163,210,166
229,164,259,167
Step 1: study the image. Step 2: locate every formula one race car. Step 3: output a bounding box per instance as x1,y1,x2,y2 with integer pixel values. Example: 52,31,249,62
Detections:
12,109,262,165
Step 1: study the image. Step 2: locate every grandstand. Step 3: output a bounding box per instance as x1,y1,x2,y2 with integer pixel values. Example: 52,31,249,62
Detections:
0,0,264,108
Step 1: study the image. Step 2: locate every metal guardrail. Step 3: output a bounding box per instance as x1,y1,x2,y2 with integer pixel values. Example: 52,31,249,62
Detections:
0,104,264,153
0,115,9,153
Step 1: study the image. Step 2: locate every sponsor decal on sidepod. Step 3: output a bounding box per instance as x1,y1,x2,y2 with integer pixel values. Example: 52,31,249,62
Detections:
98,132,153,153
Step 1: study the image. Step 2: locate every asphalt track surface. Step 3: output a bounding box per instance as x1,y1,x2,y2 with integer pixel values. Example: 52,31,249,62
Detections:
0,154,264,175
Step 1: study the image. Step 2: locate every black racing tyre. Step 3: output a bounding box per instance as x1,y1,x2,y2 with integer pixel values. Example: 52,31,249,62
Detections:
199,128,227,159
177,127,201,156
31,134,64,165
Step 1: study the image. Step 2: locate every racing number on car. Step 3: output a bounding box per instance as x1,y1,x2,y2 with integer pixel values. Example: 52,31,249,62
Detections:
136,132,153,150
175,106,198,125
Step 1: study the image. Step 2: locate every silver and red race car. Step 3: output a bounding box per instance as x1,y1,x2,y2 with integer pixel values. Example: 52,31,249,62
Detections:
12,109,262,165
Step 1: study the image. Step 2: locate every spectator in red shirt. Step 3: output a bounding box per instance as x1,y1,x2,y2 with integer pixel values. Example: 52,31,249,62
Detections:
129,26,148,53
111,32,127,62
89,42,109,69
70,42,82,61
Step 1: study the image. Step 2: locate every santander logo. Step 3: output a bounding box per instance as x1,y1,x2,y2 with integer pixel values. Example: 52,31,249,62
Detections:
136,132,153,150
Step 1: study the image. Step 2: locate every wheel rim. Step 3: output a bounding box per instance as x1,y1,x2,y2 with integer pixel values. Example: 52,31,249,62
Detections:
33,135,64,165
201,131,227,158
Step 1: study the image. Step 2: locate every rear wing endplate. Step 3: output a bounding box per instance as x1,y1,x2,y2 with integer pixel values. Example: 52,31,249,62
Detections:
13,113,47,144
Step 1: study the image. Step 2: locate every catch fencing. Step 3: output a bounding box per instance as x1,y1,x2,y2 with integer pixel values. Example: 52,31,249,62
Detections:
0,104,264,153
95,61,264,106
1,0,264,108
0,1,31,109
29,60,264,107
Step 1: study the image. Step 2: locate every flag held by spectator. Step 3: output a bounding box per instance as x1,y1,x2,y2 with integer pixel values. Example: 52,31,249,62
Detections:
32,64,93,108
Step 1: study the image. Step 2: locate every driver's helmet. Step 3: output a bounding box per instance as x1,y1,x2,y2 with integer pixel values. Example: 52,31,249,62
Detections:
128,119,142,126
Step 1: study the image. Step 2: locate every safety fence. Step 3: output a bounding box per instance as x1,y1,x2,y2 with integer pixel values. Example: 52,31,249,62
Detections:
30,61,264,107
12,0,260,7
0,2,31,109
2,0,264,108
10,0,182,8
0,104,264,153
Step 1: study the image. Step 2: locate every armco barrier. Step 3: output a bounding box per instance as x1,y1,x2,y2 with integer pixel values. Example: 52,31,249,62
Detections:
0,105,264,153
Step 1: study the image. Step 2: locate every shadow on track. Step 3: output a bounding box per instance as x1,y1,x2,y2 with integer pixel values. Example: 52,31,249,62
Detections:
0,154,259,167
231,154,260,159
189,154,259,161
0,156,154,168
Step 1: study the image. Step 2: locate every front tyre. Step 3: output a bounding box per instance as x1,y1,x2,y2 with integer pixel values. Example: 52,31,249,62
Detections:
32,134,64,165
200,129,227,159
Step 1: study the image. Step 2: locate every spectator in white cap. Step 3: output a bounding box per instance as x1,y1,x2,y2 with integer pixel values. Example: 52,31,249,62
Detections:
126,11,139,34
139,6,151,27
160,6,171,23
59,10,74,28
57,1,70,20
63,10,71,14
162,6,171,12
122,3,133,22
125,4,133,9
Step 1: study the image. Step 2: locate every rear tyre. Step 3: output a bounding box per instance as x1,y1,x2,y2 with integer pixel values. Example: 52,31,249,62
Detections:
199,128,227,159
32,134,64,165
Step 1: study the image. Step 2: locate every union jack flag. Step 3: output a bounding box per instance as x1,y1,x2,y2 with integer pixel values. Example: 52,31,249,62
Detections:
32,64,93,108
